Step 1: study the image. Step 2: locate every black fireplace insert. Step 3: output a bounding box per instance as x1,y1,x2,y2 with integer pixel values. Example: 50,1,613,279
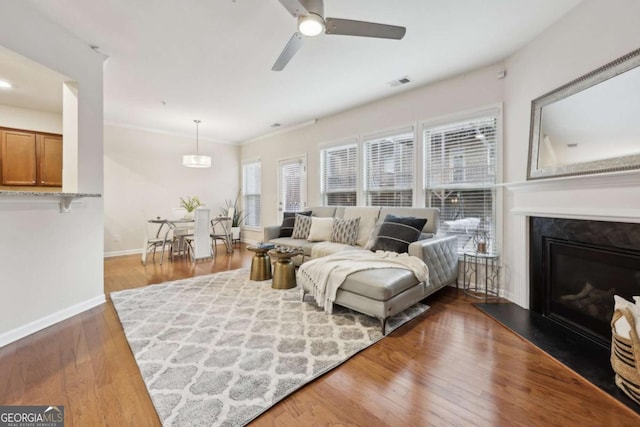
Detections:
530,217,640,348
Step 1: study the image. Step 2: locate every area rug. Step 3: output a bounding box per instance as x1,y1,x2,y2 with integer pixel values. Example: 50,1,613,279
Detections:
111,268,429,426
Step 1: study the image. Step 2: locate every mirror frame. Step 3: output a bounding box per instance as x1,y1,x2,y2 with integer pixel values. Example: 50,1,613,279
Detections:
527,48,640,180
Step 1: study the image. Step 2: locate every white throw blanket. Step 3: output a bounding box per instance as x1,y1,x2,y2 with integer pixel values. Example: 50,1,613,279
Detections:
297,250,429,313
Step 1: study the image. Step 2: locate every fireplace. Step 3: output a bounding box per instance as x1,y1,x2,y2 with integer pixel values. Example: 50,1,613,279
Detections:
530,217,640,348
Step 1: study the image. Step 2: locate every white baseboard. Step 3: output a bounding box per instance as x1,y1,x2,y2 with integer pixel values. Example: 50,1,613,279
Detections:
0,294,106,348
104,248,143,258
241,238,261,246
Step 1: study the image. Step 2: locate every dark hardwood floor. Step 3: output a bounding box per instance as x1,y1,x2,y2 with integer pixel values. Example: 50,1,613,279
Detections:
0,244,638,426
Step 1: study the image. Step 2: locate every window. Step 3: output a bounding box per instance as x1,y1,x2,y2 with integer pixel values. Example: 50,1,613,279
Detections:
423,111,499,253
242,160,261,227
278,156,306,214
320,142,357,206
363,128,414,207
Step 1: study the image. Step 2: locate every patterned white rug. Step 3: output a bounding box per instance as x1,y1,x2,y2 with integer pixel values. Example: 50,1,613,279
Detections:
111,268,429,427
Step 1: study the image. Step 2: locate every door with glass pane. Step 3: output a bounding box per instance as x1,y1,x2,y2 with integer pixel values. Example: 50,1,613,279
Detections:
278,156,307,219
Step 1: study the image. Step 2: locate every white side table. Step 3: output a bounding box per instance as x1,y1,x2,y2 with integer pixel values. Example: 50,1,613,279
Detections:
463,251,500,302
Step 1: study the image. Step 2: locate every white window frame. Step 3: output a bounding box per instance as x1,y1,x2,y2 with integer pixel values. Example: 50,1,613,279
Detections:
320,139,359,206
277,154,307,221
241,158,262,230
421,105,503,254
362,126,415,207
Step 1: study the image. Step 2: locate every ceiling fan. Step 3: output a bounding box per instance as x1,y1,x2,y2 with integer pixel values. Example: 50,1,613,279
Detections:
272,0,406,71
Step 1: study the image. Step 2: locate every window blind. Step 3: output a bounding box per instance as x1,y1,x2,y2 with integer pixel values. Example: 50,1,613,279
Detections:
423,113,498,253
242,160,261,227
321,142,357,206
363,129,414,207
279,159,304,212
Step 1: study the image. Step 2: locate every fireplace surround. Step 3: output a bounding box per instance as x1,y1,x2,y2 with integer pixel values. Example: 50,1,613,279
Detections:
530,216,640,348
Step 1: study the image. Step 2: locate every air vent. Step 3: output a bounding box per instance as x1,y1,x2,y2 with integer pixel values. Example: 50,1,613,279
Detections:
388,76,411,87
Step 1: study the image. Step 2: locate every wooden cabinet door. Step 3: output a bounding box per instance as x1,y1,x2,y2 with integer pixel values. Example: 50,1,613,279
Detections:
1,130,37,185
37,134,63,186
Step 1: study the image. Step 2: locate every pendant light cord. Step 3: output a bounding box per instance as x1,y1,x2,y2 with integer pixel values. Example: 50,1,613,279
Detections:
194,119,201,154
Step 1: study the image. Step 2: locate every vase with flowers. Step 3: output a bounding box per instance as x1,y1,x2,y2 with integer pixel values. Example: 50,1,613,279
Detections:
179,196,202,219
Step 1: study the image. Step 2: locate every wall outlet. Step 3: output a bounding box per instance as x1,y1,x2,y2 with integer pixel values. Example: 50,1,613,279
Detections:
113,234,121,242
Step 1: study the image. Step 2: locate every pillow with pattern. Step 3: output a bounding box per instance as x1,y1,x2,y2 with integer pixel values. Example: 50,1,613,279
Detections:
331,217,360,245
291,214,313,239
279,210,311,237
371,214,427,253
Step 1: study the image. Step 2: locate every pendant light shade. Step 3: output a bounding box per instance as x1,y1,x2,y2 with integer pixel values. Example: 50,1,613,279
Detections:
183,119,211,168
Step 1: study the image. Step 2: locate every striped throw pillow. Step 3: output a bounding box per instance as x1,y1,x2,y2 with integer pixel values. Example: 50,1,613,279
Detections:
370,214,427,253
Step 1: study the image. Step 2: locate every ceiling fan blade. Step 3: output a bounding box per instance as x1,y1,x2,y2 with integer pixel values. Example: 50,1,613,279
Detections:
324,18,406,40
272,32,304,71
277,0,309,17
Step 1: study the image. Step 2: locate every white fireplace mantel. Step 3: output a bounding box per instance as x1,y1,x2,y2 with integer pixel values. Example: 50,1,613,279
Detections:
500,169,640,223
510,207,640,223
499,169,640,193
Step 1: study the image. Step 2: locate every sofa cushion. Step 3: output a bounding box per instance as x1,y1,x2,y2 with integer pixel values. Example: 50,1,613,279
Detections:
371,214,427,253
340,268,419,301
308,217,334,241
343,206,381,247
310,206,337,217
331,217,360,245
311,241,362,259
292,214,313,239
279,210,311,237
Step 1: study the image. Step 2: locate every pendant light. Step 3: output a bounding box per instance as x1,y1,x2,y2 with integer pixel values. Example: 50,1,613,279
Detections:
183,119,211,168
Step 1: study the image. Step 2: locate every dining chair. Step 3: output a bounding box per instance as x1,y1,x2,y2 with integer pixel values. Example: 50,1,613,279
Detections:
141,220,173,265
184,207,212,262
211,208,233,255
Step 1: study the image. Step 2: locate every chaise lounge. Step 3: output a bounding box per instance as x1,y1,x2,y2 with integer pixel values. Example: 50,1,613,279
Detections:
264,206,459,332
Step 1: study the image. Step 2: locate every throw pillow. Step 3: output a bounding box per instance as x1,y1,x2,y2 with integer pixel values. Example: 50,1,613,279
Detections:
291,214,313,239
279,210,311,237
343,207,380,247
371,214,428,253
308,217,335,241
331,217,360,245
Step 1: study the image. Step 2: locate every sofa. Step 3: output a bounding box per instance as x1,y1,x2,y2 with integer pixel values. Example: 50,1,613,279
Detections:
263,206,459,332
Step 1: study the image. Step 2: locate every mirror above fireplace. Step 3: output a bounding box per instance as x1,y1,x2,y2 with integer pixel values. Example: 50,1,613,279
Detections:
527,48,640,180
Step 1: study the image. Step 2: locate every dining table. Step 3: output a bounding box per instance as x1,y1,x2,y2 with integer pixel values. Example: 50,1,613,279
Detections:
147,217,194,258
147,215,234,259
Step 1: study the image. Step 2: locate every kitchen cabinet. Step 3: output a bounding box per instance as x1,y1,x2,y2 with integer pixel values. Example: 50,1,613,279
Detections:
1,129,37,185
37,134,63,186
0,128,63,187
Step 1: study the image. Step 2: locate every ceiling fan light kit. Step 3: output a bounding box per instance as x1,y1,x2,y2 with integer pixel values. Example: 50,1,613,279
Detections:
298,13,324,36
183,119,212,168
273,0,407,71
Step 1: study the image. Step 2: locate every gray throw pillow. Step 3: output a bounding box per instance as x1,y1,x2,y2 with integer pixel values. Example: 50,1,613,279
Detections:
331,217,360,245
371,214,427,253
291,214,313,239
279,210,312,237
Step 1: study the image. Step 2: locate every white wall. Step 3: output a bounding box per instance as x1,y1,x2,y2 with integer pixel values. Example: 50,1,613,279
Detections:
104,124,240,255
0,1,104,345
240,63,506,243
502,0,640,306
0,104,62,133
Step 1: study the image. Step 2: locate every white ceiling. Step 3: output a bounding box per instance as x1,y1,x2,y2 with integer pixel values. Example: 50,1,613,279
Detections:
15,0,581,143
0,45,67,113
